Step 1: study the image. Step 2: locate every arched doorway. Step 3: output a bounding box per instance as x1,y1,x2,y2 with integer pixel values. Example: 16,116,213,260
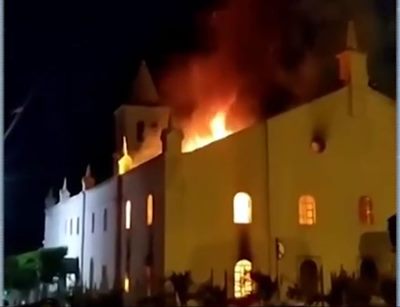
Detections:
299,259,319,297
234,259,253,298
89,258,94,290
360,257,378,281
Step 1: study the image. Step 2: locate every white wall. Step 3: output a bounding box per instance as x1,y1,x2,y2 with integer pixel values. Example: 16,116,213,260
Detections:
83,178,118,292
44,178,119,293
44,193,84,261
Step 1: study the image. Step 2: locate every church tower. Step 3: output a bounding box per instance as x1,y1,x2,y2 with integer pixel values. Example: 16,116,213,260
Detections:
131,60,159,105
336,21,369,117
113,60,170,173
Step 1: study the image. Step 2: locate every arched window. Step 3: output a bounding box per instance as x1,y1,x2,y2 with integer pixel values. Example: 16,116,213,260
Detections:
124,275,130,293
233,192,252,224
125,238,131,293
359,196,374,225
89,258,94,289
103,209,108,231
147,194,154,226
125,201,132,229
145,265,152,296
299,195,316,225
234,259,253,298
91,213,95,233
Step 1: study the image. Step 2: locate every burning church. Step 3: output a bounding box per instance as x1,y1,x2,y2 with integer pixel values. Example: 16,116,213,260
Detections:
43,20,395,304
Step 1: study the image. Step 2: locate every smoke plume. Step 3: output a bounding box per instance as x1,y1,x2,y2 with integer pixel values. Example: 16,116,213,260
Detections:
159,0,330,138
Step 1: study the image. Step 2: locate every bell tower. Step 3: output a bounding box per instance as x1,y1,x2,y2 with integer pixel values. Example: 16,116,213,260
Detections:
114,60,170,172
336,21,369,117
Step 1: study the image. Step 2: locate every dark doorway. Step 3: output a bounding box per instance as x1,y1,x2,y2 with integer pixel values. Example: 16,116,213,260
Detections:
360,257,379,281
299,259,319,298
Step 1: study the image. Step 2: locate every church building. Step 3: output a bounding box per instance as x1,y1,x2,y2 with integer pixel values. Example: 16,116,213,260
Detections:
43,21,396,304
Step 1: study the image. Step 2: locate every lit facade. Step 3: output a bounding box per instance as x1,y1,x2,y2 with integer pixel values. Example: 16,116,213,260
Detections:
44,26,396,304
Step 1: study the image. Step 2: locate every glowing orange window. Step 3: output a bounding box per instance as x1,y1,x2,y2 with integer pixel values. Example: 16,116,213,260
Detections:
299,195,316,225
147,194,153,226
359,196,374,225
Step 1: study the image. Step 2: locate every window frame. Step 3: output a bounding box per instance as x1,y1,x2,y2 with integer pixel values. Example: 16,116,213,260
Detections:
298,195,317,226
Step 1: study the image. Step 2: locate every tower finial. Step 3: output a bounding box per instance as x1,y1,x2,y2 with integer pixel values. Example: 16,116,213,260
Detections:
85,164,92,177
59,177,70,202
62,177,68,191
118,137,134,175
82,164,95,190
347,20,358,50
45,188,56,207
167,113,173,131
122,136,128,156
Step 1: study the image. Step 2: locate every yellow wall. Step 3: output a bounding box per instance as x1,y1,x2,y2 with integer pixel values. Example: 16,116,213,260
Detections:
267,87,395,291
120,70,395,300
162,84,395,295
163,124,273,294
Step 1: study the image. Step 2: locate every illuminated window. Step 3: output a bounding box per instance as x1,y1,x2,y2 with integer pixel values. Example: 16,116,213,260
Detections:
233,192,252,224
147,194,154,226
124,238,131,293
125,201,132,229
124,275,130,293
299,195,316,225
234,259,253,298
359,196,374,225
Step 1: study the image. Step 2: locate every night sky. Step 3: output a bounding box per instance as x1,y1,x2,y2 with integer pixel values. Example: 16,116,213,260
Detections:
5,0,395,256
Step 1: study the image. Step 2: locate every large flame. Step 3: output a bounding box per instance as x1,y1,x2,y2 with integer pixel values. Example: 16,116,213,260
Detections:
182,110,233,153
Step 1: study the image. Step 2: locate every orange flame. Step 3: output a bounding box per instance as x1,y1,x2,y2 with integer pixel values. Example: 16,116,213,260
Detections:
182,110,233,152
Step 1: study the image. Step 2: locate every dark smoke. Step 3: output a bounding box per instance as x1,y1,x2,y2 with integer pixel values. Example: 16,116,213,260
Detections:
158,0,390,130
